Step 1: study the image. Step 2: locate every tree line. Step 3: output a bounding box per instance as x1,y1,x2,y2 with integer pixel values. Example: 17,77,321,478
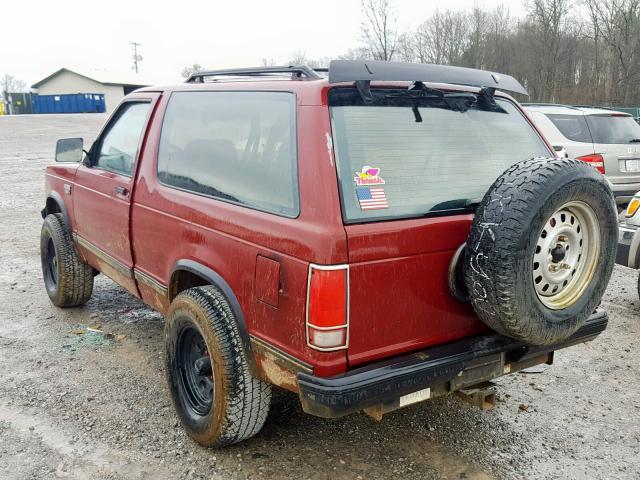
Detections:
354,0,640,106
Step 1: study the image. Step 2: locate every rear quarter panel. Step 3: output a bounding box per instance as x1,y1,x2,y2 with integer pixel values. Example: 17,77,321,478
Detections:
131,93,349,376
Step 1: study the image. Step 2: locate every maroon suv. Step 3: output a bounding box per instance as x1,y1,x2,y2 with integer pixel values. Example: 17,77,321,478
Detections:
40,60,617,447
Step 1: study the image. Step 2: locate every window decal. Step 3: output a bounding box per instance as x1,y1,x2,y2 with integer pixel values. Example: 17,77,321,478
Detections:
354,165,385,186
356,187,388,210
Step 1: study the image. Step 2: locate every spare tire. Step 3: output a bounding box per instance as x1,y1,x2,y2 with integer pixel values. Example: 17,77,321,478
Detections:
464,158,616,345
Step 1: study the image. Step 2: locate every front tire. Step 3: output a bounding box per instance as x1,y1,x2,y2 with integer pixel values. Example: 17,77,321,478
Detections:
165,286,271,447
40,213,94,307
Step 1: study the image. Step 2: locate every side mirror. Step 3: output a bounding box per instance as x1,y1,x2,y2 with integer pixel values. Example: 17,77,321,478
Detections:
55,138,84,163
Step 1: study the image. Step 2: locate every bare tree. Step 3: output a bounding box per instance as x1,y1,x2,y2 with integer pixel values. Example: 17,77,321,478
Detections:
271,0,640,105
181,64,205,78
416,10,469,65
288,51,330,68
585,0,640,104
360,0,398,61
483,5,514,73
525,0,574,102
289,50,311,66
1,74,27,94
337,47,373,61
395,32,417,62
464,6,489,68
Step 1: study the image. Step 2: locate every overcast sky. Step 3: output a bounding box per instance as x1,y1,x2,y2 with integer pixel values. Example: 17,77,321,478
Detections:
1,0,528,88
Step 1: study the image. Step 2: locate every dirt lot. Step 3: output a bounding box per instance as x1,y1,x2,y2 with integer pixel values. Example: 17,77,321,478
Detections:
0,113,639,480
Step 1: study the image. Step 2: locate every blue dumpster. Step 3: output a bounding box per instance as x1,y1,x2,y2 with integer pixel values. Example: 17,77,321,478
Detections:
33,93,106,114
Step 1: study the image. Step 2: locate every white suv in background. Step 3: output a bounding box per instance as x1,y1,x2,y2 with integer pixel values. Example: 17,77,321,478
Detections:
524,104,640,206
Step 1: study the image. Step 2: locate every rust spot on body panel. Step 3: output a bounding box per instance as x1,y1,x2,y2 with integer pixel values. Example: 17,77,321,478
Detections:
254,351,299,393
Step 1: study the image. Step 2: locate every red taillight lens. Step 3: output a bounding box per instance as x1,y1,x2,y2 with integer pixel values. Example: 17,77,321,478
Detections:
306,265,348,351
577,154,605,174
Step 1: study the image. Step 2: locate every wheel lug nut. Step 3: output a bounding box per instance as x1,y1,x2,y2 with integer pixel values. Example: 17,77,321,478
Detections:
557,235,567,242
560,262,571,270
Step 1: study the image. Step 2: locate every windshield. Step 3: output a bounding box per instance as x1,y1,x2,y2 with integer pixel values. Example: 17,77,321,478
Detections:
585,115,640,144
330,88,551,222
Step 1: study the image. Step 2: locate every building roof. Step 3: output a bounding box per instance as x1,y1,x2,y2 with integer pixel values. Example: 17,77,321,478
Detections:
31,67,150,89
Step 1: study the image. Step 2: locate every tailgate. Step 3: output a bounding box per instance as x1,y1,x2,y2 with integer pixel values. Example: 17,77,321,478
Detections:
586,114,640,185
601,144,640,185
345,215,487,366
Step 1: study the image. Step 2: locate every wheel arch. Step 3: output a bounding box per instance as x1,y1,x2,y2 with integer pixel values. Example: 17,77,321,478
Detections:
168,259,257,376
42,191,71,229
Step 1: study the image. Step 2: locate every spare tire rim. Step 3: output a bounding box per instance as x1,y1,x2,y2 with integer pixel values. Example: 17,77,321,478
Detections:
533,201,600,310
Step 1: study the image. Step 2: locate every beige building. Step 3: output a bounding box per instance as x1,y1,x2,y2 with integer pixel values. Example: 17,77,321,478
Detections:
31,68,149,113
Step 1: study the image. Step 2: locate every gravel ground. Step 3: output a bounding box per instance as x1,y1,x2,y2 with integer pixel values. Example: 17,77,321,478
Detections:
0,113,639,480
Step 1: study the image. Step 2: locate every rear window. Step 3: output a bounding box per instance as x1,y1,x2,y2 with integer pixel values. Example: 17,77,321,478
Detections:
545,113,592,143
330,88,550,222
585,114,640,145
157,91,298,217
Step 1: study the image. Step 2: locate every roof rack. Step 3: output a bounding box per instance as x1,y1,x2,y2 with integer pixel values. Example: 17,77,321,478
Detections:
328,60,528,96
185,65,323,83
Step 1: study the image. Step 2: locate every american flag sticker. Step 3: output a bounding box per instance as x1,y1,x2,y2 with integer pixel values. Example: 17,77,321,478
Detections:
355,187,388,210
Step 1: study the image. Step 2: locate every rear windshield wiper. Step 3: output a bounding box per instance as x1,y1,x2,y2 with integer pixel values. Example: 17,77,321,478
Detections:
386,82,479,113
385,82,506,118
629,139,640,143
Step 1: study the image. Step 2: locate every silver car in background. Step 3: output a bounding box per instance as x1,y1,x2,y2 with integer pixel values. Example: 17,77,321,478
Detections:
616,193,640,297
524,104,640,207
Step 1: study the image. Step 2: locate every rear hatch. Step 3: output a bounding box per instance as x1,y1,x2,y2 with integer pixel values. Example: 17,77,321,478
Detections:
586,113,640,186
329,86,553,366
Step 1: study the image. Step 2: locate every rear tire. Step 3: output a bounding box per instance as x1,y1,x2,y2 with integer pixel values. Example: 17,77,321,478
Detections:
40,213,94,307
464,158,617,345
165,286,271,447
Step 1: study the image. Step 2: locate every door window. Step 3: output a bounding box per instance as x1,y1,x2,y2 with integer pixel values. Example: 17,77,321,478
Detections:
545,114,592,143
96,102,150,176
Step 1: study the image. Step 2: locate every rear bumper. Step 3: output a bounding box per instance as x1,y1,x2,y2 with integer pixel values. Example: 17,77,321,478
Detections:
617,222,640,268
298,310,608,418
610,186,640,205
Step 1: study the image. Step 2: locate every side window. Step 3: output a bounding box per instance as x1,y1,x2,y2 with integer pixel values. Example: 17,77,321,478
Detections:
545,114,592,143
157,91,298,217
96,102,151,176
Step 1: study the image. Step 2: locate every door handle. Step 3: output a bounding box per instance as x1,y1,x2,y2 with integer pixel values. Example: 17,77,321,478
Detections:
114,186,129,196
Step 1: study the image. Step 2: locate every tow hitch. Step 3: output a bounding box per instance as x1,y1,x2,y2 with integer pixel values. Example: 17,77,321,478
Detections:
456,381,497,410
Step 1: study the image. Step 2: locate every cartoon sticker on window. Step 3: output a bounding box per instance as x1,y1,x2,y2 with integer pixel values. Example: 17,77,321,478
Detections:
354,165,385,186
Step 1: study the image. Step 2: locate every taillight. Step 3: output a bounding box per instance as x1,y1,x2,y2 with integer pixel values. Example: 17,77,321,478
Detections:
576,154,605,174
306,264,349,351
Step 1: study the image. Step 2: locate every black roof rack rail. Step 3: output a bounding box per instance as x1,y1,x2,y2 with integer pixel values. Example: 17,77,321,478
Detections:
186,65,323,83
328,60,528,96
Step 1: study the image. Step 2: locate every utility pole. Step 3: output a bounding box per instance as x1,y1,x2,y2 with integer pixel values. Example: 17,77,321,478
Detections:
130,42,143,73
